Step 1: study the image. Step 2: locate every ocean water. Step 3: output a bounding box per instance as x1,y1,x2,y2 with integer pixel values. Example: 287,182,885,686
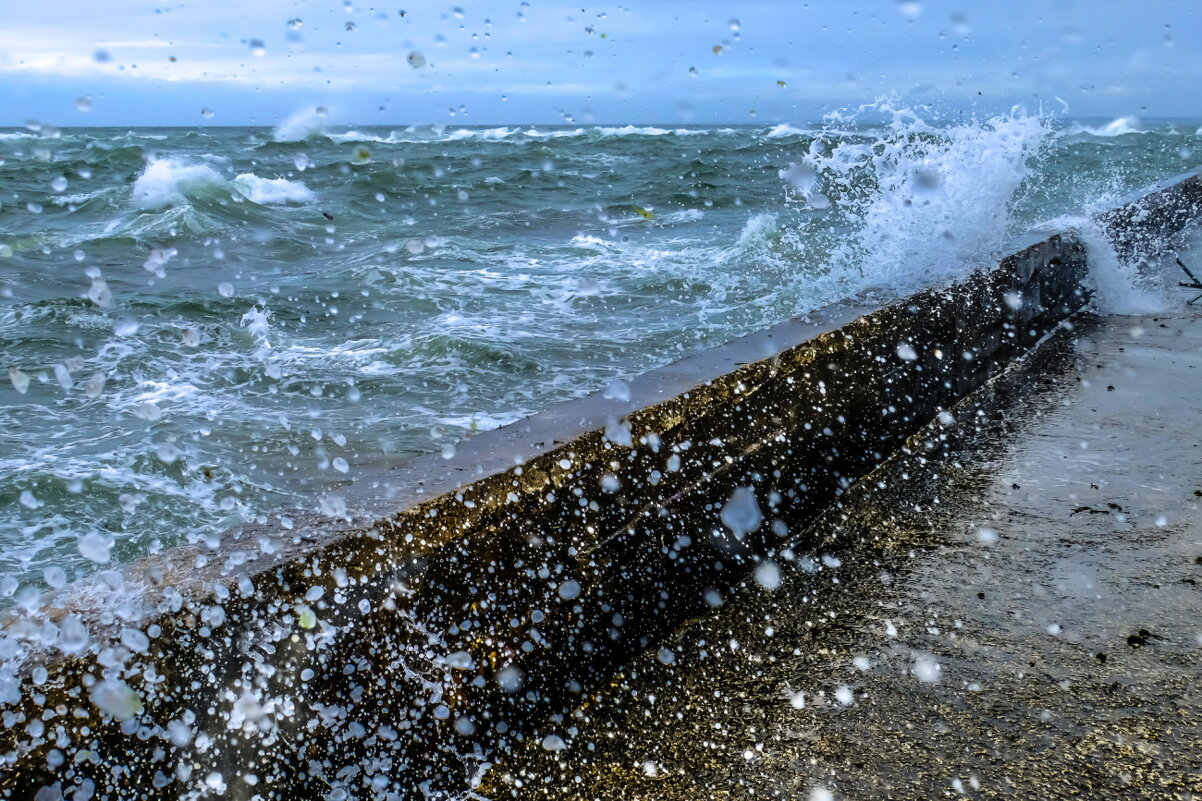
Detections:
0,108,1198,596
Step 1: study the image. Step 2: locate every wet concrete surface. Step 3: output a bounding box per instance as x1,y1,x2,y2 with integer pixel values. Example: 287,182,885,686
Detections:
484,304,1202,800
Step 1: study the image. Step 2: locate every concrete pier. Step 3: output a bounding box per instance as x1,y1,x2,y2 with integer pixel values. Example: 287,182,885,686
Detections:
484,301,1202,800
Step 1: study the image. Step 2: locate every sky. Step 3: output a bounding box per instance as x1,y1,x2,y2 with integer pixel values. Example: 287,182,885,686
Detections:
0,0,1199,127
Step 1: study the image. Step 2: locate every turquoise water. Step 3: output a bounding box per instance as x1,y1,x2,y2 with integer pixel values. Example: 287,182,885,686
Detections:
0,111,1198,595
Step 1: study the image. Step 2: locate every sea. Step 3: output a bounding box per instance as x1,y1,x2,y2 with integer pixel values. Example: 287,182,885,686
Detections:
0,107,1198,599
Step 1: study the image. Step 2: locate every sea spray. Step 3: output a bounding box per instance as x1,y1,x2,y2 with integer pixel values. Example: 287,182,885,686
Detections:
778,102,1053,303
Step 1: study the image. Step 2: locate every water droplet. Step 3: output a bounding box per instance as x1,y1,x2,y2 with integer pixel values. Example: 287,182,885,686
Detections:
332,457,349,474
896,342,918,361
293,152,310,171
496,664,524,692
9,368,30,394
155,442,180,464
557,578,581,600
90,679,142,720
248,38,266,57
541,734,567,751
53,363,74,391
50,176,68,192
93,50,112,63
200,107,215,119
912,653,942,682
19,490,43,509
754,560,782,590
720,487,763,537
75,96,93,112
114,319,139,336
78,532,113,563
976,526,998,544
217,282,235,298
896,0,922,18
602,379,631,402
407,50,426,68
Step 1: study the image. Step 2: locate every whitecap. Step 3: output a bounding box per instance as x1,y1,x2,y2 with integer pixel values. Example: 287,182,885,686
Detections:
231,174,316,205
765,123,809,138
131,158,226,211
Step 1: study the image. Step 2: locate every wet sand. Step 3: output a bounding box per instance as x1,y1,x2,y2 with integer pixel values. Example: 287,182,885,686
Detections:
484,302,1202,800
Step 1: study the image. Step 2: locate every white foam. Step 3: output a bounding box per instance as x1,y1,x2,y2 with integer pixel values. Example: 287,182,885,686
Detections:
132,158,226,211
231,174,316,205
784,101,1052,297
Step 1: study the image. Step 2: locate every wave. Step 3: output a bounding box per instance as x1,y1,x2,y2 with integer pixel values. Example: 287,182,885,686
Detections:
231,173,316,205
132,159,227,210
132,158,315,210
273,106,329,142
1073,116,1145,137
320,125,734,146
765,123,810,139
779,101,1053,297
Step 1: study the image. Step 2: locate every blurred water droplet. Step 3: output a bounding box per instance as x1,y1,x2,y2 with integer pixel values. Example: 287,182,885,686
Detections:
496,664,524,692
75,95,93,112
541,734,567,751
114,319,139,336
217,282,235,298
19,490,43,509
9,368,30,394
720,487,763,537
896,0,922,18
90,679,142,720
332,457,349,473
407,50,426,68
93,50,112,63
913,167,941,194
319,494,348,518
53,364,74,391
294,152,310,171
249,38,266,56
557,578,581,600
912,653,942,682
78,532,113,563
754,560,782,590
50,176,68,192
896,342,918,361
200,107,215,119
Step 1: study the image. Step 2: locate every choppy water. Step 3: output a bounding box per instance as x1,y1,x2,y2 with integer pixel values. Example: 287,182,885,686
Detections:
0,108,1198,595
